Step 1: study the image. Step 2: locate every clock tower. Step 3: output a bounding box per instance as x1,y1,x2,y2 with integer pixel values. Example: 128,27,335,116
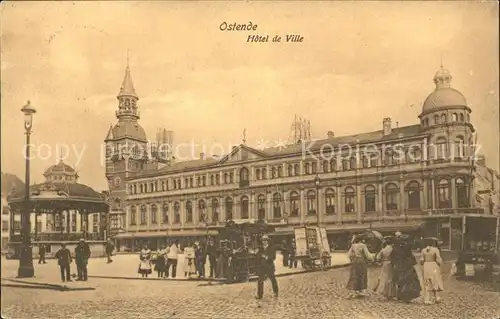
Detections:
104,61,148,231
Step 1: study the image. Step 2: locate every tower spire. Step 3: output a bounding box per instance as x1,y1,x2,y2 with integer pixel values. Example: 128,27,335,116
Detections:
118,52,138,100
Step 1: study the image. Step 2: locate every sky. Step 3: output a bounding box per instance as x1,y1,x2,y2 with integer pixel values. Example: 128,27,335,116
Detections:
1,1,499,191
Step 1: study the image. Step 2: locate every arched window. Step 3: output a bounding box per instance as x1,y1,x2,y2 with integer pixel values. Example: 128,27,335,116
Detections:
211,198,219,222
224,173,228,184
186,201,193,223
198,200,206,222
307,190,317,215
459,113,464,122
240,167,249,187
288,164,293,176
370,154,378,167
322,160,329,173
424,118,429,127
130,206,137,225
133,184,137,194
454,136,465,158
162,203,169,224
229,172,234,183
408,146,422,162
256,168,261,180
456,178,469,208
289,191,300,217
441,113,447,123
434,115,439,124
362,156,369,168
305,163,310,175
210,175,215,185
225,197,233,220
115,198,121,209
151,204,158,224
349,157,357,170
344,187,356,213
435,137,448,159
330,159,336,171
294,164,300,176
257,194,266,220
140,205,147,225
271,167,277,178
273,193,282,218
406,181,421,210
277,166,283,177
241,196,249,219
364,185,376,212
174,202,180,223
452,113,458,122
262,168,267,179
342,159,349,170
437,179,451,209
385,183,399,211
325,188,335,214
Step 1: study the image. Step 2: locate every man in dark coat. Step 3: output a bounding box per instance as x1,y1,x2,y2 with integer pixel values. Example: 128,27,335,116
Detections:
75,238,91,281
288,239,298,268
255,235,279,299
194,241,206,278
38,244,47,264
105,239,114,263
55,243,72,283
206,239,218,278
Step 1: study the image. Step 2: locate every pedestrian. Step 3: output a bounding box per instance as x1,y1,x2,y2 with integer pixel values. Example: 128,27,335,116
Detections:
392,234,421,303
373,236,397,300
38,244,47,264
75,238,91,281
166,240,180,278
138,244,152,278
288,239,298,268
183,241,196,279
194,241,206,278
420,238,444,305
255,235,279,300
105,239,114,263
346,235,373,298
55,243,72,283
154,245,167,278
206,239,218,278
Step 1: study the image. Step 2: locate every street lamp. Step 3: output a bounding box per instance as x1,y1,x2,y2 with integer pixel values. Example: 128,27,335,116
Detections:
314,174,321,226
18,100,36,278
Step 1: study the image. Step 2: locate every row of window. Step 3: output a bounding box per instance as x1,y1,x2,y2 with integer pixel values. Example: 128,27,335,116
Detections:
128,178,470,226
128,137,468,195
422,111,470,127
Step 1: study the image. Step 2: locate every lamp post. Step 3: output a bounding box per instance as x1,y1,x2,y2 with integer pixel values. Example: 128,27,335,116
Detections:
18,100,36,278
314,174,321,226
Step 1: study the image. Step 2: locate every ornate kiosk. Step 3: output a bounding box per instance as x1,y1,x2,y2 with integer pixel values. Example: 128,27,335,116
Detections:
7,160,109,259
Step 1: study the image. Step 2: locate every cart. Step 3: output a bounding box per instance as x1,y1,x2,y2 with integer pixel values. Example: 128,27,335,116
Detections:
294,226,331,271
217,219,275,283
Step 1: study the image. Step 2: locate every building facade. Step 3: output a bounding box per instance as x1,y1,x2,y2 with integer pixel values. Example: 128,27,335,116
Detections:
112,65,497,251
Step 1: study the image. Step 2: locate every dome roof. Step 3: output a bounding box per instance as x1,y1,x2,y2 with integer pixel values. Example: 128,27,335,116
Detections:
422,87,467,112
43,160,76,176
112,120,147,141
421,66,468,113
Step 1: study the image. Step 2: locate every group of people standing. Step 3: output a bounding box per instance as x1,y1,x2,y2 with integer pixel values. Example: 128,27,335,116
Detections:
53,239,91,283
347,232,444,305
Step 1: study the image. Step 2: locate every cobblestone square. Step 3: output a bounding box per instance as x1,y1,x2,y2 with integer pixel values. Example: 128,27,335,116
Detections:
2,257,498,319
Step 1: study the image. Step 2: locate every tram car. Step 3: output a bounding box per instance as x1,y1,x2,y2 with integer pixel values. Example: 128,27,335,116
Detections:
216,219,275,283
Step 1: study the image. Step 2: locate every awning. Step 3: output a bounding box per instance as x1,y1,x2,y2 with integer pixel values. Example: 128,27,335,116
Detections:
114,229,219,239
326,221,425,234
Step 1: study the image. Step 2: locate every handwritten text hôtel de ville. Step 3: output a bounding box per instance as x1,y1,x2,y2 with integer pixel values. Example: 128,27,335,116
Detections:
220,22,304,43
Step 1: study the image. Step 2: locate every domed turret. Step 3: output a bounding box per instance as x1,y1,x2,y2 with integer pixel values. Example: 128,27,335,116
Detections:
43,159,79,183
421,66,468,114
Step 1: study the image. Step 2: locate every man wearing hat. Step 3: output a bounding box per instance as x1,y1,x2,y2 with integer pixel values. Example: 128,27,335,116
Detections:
255,234,279,299
75,238,91,281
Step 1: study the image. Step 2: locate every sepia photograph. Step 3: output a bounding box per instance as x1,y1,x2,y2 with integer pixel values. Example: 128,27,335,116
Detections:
1,1,499,318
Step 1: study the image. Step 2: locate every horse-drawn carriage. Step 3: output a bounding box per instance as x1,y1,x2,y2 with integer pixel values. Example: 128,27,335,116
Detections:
216,219,274,283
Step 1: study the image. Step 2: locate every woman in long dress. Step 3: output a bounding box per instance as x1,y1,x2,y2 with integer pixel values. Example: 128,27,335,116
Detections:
392,235,421,303
154,245,167,278
346,235,373,298
183,242,196,279
138,244,152,278
373,237,397,300
420,238,444,305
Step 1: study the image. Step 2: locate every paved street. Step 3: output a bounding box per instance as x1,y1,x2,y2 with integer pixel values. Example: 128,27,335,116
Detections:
2,259,498,319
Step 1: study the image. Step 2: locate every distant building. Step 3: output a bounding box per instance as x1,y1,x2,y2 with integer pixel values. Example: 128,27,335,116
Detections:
474,155,500,215
107,65,498,252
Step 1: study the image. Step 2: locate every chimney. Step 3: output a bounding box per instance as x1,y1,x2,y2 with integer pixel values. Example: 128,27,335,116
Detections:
327,131,335,138
383,117,392,136
200,152,206,160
